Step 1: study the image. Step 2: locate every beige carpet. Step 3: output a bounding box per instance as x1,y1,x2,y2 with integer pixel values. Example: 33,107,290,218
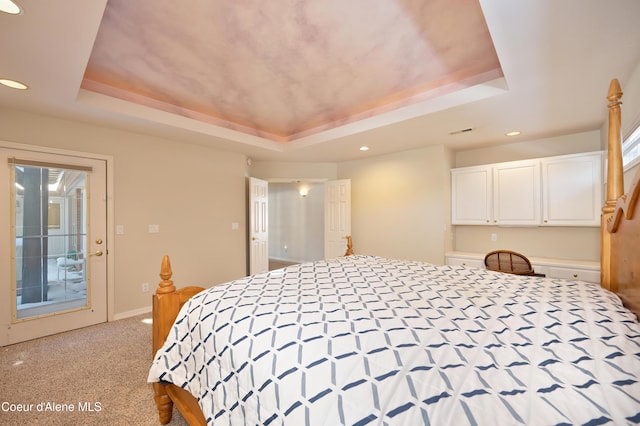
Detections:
269,259,298,270
0,315,187,426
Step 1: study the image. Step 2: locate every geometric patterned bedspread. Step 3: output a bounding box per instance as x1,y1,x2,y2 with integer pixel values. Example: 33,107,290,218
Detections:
148,255,640,425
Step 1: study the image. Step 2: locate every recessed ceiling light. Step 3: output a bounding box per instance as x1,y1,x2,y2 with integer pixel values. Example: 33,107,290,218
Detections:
505,131,521,137
359,146,369,151
0,78,29,90
0,0,22,15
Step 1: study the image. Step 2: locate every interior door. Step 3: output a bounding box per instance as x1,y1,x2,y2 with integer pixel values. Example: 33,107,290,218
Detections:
249,177,268,275
324,179,351,259
0,147,108,346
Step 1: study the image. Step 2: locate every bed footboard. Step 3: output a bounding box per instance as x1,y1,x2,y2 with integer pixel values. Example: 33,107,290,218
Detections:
152,255,205,425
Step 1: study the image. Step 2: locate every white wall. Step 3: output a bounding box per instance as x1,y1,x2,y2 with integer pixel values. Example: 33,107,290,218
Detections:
1,109,248,317
620,62,640,145
268,182,324,262
621,62,640,191
250,162,338,181
338,145,453,264
455,131,601,167
255,146,455,265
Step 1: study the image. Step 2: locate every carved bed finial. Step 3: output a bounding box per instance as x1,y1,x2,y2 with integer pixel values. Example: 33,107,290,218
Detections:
345,235,354,256
157,255,176,294
607,78,623,105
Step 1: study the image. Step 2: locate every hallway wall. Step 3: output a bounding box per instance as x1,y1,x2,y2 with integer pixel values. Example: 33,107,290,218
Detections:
269,182,324,262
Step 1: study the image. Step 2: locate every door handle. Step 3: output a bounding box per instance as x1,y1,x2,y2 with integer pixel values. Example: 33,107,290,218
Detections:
89,250,104,257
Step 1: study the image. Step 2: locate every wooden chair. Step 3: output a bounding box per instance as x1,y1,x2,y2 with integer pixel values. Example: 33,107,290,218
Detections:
484,250,536,275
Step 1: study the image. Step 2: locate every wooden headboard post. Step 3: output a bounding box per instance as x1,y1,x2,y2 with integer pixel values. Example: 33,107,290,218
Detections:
601,78,624,292
152,255,179,356
151,255,206,425
152,255,180,425
345,235,354,256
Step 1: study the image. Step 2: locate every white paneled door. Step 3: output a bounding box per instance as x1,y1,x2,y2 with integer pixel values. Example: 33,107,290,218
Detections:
249,177,269,275
0,147,108,346
324,179,351,259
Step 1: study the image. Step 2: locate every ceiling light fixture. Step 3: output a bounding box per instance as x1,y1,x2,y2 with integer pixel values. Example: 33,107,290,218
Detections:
359,146,369,151
0,78,29,90
505,131,521,137
0,0,22,14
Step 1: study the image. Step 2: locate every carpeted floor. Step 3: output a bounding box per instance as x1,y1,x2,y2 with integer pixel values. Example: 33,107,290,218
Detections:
0,315,187,425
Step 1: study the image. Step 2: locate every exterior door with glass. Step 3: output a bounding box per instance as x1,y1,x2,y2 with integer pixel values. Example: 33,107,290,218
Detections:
0,147,107,346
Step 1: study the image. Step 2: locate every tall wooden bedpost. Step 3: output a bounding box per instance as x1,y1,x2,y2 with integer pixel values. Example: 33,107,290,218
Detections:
151,256,206,425
152,255,179,425
601,78,624,291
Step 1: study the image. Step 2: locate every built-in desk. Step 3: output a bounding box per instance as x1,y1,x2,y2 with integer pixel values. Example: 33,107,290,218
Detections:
445,251,600,283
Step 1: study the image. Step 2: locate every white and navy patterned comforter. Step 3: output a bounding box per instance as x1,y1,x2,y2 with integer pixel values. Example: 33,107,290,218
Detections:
148,255,640,425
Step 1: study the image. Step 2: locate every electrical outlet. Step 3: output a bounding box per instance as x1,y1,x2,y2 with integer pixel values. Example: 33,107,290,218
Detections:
491,233,498,242
142,282,149,292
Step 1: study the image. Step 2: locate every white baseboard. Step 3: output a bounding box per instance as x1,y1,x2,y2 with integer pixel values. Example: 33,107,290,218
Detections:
113,306,152,321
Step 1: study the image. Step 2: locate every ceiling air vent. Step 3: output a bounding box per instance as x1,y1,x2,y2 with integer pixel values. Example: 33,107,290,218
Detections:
449,128,474,135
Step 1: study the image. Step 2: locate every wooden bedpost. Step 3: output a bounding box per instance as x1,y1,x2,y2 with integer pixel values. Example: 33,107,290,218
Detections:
151,256,206,425
152,255,179,425
345,235,354,256
601,78,624,291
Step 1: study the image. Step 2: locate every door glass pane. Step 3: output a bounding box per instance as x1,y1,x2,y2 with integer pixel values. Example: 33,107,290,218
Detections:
13,165,89,320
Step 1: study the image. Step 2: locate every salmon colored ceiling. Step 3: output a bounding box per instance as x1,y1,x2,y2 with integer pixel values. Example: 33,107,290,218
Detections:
82,0,502,143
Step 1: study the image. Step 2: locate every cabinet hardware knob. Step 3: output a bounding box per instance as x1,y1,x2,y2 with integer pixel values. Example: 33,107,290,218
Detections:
573,274,578,278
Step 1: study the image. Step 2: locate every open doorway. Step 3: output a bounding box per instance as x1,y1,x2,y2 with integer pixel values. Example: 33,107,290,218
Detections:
268,181,324,269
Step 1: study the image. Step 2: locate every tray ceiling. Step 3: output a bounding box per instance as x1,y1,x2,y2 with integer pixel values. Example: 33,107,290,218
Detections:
81,0,502,144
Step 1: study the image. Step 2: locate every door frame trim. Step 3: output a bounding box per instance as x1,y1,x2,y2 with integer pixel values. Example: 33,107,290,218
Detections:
1,140,115,322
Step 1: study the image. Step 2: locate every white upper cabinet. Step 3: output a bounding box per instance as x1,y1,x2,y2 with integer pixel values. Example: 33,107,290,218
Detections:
451,152,603,227
451,165,492,225
493,159,541,226
451,160,540,226
541,152,603,226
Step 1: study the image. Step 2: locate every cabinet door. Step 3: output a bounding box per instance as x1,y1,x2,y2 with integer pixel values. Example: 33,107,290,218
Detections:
547,266,600,283
541,152,602,226
451,166,492,225
493,160,541,225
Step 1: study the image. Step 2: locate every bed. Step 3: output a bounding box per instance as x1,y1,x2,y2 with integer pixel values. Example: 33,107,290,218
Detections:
148,80,640,425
